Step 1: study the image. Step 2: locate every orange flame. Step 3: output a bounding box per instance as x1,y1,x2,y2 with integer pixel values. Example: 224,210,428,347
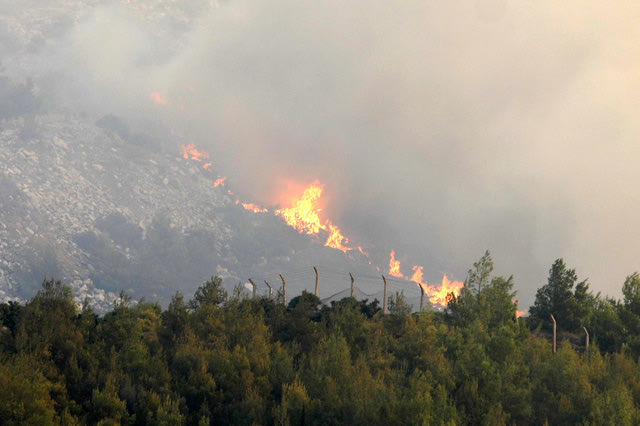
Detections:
389,250,403,278
181,143,210,163
213,177,226,187
424,275,464,307
241,202,267,213
275,182,325,235
357,246,369,256
408,262,463,308
275,181,354,252
516,310,527,318
325,224,350,252
203,163,212,169
410,265,424,285
150,91,168,106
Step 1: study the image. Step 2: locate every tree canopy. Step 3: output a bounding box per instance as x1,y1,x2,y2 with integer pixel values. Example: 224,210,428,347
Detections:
1,257,640,424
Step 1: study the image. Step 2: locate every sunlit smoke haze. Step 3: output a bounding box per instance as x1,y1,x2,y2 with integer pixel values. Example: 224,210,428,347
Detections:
5,0,640,306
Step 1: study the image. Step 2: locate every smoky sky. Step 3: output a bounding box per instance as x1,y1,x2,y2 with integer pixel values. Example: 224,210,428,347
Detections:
5,0,640,306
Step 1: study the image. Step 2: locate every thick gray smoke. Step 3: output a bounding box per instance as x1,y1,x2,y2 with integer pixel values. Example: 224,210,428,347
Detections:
4,0,640,306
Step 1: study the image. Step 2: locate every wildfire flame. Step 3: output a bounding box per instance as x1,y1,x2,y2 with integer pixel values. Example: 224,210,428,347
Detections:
275,181,353,252
276,182,325,234
150,91,168,106
389,250,403,278
325,224,350,253
241,202,267,213
410,265,424,285
181,143,210,163
410,270,463,308
413,266,518,311
172,130,463,306
423,275,464,307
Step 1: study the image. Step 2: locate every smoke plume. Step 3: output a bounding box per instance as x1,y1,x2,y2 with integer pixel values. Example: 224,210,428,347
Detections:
4,0,640,306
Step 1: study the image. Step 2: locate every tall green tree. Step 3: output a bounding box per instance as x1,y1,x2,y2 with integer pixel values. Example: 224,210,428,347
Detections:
529,259,593,331
0,355,59,425
466,250,494,294
618,273,640,356
15,279,84,416
448,251,520,329
446,252,531,423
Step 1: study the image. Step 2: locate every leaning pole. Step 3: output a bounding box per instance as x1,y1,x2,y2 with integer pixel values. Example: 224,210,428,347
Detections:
279,274,286,306
550,314,557,354
382,275,388,315
350,273,355,298
248,278,257,298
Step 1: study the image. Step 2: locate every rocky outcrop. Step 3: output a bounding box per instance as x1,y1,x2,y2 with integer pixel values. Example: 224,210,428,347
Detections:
0,113,379,311
0,113,236,309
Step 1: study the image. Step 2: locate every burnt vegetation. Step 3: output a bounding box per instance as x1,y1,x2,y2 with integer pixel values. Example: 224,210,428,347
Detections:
1,253,640,424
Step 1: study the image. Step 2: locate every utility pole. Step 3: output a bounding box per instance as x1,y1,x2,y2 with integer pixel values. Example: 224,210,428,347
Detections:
584,326,589,351
248,278,257,298
382,275,388,315
350,273,355,298
314,266,319,297
264,280,273,298
279,274,286,306
420,286,425,311
550,314,557,354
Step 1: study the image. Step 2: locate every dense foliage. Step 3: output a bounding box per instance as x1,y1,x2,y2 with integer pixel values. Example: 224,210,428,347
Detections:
2,254,640,425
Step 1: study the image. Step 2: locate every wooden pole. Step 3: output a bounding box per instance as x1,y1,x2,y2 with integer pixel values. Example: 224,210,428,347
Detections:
584,326,589,350
382,275,388,315
264,280,273,298
350,273,355,298
279,274,286,306
420,287,424,311
550,314,557,354
248,278,257,298
314,266,319,297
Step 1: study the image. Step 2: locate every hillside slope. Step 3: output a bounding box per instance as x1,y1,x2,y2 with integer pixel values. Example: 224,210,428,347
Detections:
0,113,382,309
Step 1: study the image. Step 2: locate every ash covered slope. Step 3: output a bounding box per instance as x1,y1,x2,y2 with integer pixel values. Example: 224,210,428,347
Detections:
0,113,379,309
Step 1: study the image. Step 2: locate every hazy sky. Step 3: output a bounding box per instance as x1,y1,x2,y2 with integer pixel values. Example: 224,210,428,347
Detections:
7,0,640,306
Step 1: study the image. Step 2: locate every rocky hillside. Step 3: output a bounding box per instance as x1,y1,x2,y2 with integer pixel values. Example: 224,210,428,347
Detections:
0,112,383,310
0,0,425,311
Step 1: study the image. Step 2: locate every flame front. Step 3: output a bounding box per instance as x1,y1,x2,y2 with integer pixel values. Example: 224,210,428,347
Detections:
275,182,353,252
172,131,462,303
275,183,325,235
325,224,350,252
181,143,210,163
389,250,403,278
424,275,464,307
241,202,267,213
410,265,424,287
409,263,463,308
166,98,353,251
